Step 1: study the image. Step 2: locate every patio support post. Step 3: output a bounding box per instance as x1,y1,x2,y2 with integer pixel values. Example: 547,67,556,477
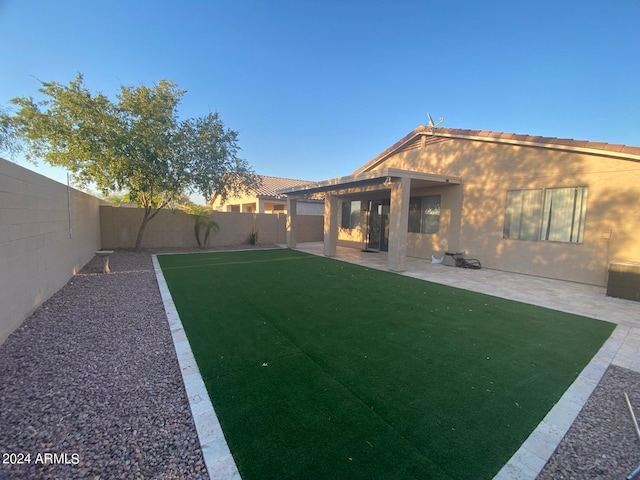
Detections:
388,177,410,272
324,193,338,257
286,197,297,248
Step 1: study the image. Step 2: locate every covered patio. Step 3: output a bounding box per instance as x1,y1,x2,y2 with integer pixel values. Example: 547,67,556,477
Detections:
280,168,461,272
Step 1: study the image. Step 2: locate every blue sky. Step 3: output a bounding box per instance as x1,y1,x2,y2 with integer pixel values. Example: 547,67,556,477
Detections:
1,0,639,192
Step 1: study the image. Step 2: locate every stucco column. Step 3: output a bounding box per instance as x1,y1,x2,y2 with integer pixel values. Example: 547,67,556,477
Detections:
286,197,297,248
324,193,338,257
388,177,410,272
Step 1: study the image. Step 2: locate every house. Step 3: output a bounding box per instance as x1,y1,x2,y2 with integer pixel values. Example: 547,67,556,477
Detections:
211,174,324,215
280,126,640,287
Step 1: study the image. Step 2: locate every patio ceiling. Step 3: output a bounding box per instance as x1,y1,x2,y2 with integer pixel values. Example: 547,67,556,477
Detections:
278,168,462,197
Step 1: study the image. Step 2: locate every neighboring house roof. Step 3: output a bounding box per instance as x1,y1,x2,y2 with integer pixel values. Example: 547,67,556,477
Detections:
355,126,640,175
254,175,316,200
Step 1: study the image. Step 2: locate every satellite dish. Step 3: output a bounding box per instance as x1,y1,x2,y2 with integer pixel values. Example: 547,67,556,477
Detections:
426,113,444,133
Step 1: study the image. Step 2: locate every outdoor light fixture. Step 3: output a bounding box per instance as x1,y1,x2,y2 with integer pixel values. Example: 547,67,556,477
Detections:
383,176,391,186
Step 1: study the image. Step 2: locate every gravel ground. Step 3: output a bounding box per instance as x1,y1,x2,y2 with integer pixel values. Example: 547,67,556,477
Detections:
1,247,640,480
538,365,640,480
0,250,209,480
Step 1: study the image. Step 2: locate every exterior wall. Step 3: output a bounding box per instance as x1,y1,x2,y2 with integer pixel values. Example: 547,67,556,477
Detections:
259,199,286,214
366,138,640,285
294,199,324,215
0,158,102,345
213,192,323,215
337,201,366,249
406,184,463,256
211,191,261,213
100,207,323,248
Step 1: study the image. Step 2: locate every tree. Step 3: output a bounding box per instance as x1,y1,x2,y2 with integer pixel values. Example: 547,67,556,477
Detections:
7,74,259,250
182,204,220,249
0,106,21,158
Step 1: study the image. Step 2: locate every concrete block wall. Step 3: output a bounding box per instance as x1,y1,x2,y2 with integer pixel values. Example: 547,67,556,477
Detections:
100,207,324,249
0,160,323,346
0,158,102,345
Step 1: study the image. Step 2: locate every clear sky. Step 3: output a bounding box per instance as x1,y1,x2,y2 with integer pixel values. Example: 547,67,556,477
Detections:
1,0,639,191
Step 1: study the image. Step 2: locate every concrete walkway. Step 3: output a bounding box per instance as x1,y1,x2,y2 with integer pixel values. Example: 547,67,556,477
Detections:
289,242,640,479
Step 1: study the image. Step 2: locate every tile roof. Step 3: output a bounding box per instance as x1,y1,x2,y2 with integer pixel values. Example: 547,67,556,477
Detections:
432,127,640,155
254,175,315,199
356,126,640,175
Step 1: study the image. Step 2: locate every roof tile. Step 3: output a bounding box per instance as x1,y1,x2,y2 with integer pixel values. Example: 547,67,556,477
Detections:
254,175,315,199
434,128,638,157
622,145,640,155
604,144,625,152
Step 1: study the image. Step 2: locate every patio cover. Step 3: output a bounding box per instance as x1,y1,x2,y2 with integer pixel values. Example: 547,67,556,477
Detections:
279,168,462,272
278,167,461,196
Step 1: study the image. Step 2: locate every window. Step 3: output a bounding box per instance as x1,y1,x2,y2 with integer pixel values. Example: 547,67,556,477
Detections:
540,187,588,242
504,189,543,241
504,187,587,243
408,195,441,234
341,201,361,229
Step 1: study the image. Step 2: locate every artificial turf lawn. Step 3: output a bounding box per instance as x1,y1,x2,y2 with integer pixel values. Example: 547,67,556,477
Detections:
157,249,615,480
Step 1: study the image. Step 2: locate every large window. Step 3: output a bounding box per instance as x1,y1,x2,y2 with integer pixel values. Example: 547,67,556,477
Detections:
504,187,588,243
408,195,441,234
341,201,361,229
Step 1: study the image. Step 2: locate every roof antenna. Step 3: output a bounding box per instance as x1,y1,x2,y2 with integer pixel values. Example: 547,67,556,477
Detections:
426,113,444,133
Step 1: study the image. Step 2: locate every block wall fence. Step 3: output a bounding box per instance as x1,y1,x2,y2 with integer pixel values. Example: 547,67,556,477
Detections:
0,158,324,345
0,158,102,345
99,207,323,249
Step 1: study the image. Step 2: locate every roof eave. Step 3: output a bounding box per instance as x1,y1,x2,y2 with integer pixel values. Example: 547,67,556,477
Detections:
278,168,461,196
356,127,640,175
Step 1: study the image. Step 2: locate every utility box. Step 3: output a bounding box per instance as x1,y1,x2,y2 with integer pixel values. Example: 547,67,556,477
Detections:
607,261,640,302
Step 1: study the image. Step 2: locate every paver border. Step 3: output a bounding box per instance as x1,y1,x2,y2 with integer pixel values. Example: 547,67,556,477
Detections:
492,324,629,479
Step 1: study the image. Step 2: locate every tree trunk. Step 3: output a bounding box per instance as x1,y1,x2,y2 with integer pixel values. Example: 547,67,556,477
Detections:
134,213,151,251
134,200,169,251
194,217,202,249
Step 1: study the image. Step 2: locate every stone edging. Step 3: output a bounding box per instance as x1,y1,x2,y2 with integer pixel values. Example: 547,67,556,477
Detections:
152,255,241,480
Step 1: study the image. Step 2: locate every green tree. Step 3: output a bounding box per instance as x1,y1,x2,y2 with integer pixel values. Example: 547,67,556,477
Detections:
183,204,220,249
0,106,21,157
7,74,259,250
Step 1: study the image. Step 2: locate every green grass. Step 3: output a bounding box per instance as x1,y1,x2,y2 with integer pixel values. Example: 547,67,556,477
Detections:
158,249,614,480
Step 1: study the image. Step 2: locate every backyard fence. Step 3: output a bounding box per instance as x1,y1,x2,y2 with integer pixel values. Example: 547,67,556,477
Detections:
99,206,323,249
0,158,325,345
0,158,102,345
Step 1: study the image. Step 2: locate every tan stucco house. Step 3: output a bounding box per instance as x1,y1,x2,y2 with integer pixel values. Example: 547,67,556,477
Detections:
281,126,640,287
211,174,323,215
